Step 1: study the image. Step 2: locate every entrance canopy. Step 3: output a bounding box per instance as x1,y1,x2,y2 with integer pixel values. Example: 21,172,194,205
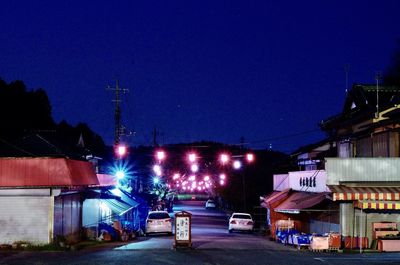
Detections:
274,191,329,214
329,186,400,201
261,188,290,208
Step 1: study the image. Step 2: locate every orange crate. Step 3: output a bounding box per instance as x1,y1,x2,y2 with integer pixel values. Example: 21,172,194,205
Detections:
329,233,341,248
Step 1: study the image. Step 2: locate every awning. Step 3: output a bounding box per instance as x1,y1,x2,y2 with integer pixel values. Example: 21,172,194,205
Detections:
110,188,140,208
329,186,400,201
354,200,400,210
275,191,329,214
261,188,291,208
102,199,133,216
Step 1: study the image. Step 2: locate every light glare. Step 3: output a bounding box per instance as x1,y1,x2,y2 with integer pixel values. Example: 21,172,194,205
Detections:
233,160,242,169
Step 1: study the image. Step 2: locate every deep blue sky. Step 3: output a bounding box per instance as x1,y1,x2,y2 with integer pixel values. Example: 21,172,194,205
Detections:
1,1,400,152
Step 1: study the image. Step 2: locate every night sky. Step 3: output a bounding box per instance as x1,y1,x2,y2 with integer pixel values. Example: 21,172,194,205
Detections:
1,1,400,152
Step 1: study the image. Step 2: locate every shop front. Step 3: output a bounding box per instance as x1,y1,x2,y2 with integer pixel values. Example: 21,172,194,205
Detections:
330,185,400,251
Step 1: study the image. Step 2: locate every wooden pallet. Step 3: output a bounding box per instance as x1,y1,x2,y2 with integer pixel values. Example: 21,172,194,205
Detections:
309,247,327,252
328,247,342,253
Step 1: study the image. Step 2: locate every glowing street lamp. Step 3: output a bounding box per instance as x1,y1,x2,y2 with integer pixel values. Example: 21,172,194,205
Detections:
233,160,242,170
153,177,160,184
116,170,125,179
153,164,162,176
173,173,180,180
219,153,230,164
115,144,127,158
204,175,210,182
156,150,166,161
188,153,197,163
219,179,225,186
246,153,255,163
219,173,226,180
191,164,199,173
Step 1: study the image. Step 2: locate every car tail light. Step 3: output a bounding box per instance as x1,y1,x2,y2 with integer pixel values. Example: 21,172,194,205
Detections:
165,219,171,223
247,221,254,225
230,220,237,224
147,220,153,223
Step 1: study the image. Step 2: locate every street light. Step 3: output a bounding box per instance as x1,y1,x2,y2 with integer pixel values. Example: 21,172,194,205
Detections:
233,160,247,212
219,153,230,164
153,177,160,184
156,150,166,161
246,153,255,163
153,164,162,176
115,144,128,158
116,170,125,179
188,153,197,163
233,160,242,169
191,164,199,173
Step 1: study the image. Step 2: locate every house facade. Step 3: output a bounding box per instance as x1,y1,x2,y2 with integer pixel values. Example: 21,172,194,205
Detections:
0,157,99,245
321,84,400,248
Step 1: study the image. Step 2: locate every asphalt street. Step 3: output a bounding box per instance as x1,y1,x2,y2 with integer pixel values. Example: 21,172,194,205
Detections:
1,200,400,265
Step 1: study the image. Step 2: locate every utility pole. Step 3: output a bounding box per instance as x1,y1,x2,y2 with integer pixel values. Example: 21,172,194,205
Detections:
375,71,381,119
107,80,129,146
152,127,164,147
344,64,350,93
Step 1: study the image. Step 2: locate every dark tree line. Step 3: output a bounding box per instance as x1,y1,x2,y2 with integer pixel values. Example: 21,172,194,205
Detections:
0,78,106,157
384,40,400,86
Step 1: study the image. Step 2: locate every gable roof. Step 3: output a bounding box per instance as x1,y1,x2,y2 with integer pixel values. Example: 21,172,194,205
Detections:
0,157,99,188
320,84,400,132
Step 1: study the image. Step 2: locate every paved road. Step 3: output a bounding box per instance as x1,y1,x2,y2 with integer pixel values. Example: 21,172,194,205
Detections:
117,200,276,250
1,200,400,264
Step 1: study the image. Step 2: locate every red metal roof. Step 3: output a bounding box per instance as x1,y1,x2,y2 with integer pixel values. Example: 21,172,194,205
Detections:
0,158,99,188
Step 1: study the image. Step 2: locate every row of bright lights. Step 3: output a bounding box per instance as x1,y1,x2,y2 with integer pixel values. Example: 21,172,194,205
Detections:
152,150,255,190
156,151,255,164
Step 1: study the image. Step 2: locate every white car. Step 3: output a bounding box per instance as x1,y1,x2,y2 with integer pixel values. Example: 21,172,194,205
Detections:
205,199,216,209
145,211,172,235
228,213,254,233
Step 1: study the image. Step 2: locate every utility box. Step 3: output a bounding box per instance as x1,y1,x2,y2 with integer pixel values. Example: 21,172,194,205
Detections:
174,211,192,248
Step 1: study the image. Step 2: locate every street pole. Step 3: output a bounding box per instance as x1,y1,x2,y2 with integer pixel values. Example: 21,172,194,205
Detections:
242,172,246,212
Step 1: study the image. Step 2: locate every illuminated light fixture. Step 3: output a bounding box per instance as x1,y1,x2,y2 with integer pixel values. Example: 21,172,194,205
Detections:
197,186,202,191
233,160,242,170
153,165,162,176
115,170,125,179
192,182,197,188
173,173,180,180
183,186,187,190
153,177,160,184
115,144,127,157
191,164,199,173
219,153,229,164
219,179,225,186
246,153,255,163
189,175,196,181
156,150,166,161
205,183,210,188
188,153,197,163
204,175,210,182
219,173,226,180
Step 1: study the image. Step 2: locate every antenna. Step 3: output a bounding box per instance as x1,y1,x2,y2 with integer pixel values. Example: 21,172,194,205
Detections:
106,79,129,145
344,64,350,93
375,71,382,119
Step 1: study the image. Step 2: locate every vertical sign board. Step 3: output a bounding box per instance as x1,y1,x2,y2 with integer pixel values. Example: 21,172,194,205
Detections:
174,211,192,248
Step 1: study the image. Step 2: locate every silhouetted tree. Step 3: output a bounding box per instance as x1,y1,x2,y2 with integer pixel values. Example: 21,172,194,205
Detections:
384,40,400,86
